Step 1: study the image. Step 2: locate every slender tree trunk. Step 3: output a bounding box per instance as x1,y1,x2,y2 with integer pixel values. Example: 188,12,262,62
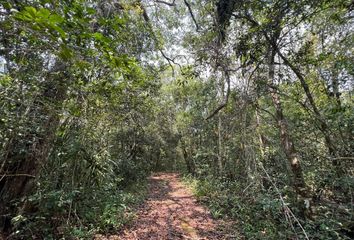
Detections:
181,139,195,175
331,71,341,106
255,109,266,158
274,47,340,167
217,114,223,174
267,48,307,196
216,76,226,175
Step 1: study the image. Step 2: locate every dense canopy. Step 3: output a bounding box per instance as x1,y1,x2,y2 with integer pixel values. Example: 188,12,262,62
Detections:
0,0,353,239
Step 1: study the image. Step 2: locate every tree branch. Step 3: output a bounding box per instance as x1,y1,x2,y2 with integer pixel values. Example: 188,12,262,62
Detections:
159,49,177,75
183,0,200,31
2,174,36,178
139,1,180,75
155,0,176,6
205,70,230,120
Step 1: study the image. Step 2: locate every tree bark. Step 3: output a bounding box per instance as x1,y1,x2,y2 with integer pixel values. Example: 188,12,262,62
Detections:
272,45,340,167
255,109,266,159
217,108,223,174
267,48,307,196
181,139,195,175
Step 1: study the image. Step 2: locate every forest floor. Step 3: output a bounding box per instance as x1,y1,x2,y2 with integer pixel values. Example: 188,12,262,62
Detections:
95,173,238,240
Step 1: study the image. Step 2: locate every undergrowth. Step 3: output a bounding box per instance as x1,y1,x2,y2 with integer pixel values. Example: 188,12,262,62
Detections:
182,174,353,240
8,180,148,239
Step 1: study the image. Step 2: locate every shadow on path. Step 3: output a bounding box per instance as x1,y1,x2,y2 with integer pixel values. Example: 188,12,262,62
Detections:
96,173,235,240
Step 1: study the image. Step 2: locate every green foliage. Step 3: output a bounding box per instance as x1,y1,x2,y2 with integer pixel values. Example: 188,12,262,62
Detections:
184,175,353,239
10,182,147,238
1,0,353,239
0,0,159,238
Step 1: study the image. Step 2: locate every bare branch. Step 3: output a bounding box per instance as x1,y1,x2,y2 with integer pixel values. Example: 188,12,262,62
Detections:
183,0,200,31
2,174,36,178
253,102,277,121
259,163,310,240
159,49,176,75
205,70,230,120
155,0,176,6
0,174,36,182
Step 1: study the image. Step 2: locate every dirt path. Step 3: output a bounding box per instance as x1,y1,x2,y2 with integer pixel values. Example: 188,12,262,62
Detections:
96,173,234,240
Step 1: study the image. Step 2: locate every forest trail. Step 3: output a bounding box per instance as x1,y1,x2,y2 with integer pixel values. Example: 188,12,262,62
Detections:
95,173,234,240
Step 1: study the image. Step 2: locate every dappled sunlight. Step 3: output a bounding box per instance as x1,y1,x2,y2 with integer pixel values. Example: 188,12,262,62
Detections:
96,173,228,240
1,0,352,238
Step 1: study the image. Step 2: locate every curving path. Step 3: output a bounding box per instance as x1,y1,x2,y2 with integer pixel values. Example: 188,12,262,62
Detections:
96,173,236,240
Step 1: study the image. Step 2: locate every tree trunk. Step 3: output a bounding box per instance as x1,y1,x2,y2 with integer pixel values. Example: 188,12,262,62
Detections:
274,46,340,167
181,139,195,175
217,114,223,174
267,48,308,196
255,109,266,158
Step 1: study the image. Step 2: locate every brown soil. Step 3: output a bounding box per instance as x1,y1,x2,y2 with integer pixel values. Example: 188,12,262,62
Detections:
95,173,237,240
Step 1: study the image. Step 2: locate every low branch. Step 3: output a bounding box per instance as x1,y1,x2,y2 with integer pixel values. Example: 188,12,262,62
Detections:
205,101,227,120
205,70,230,120
331,157,354,161
0,173,36,181
253,102,277,121
0,174,36,178
259,163,310,240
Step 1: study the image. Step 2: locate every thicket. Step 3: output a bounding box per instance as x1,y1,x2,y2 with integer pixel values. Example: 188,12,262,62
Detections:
0,1,171,238
153,0,353,238
170,0,353,239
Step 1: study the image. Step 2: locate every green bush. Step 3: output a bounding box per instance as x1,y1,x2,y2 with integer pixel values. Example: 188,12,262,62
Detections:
183,175,353,240
9,181,147,239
